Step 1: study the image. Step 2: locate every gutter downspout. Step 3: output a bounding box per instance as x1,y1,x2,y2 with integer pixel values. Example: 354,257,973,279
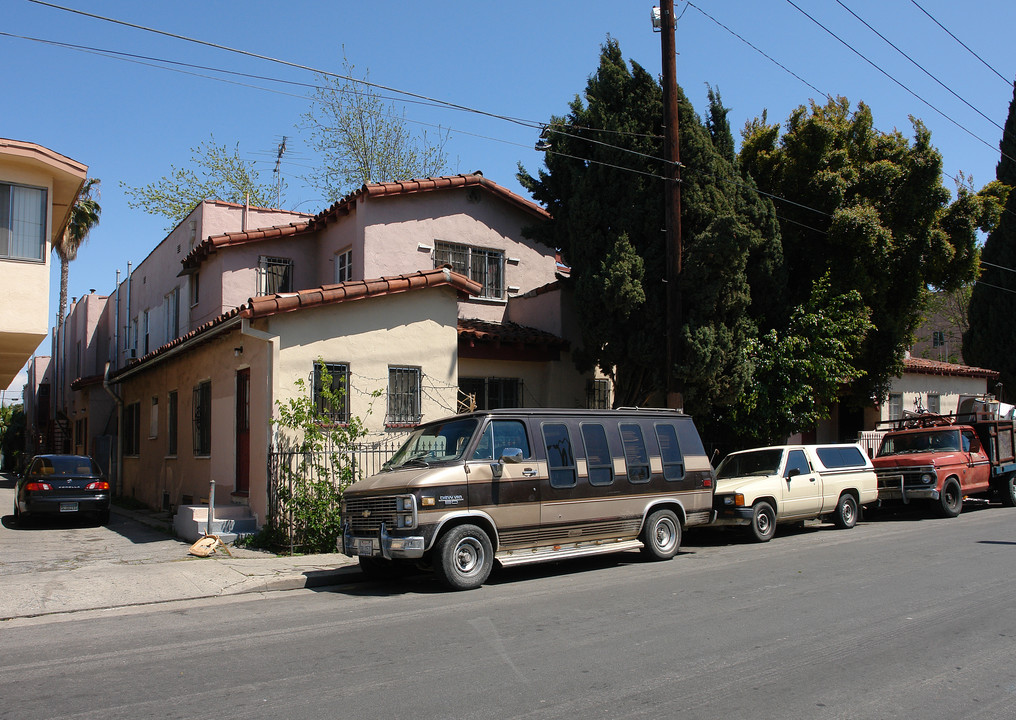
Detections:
102,362,123,497
240,316,279,529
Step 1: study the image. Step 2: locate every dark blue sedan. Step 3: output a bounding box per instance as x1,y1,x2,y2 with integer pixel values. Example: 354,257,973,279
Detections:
14,455,110,526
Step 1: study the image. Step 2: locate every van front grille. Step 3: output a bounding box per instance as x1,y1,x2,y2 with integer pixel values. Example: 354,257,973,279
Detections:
345,495,398,534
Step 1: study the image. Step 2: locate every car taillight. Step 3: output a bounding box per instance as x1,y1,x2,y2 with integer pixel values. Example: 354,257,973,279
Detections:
86,481,110,490
25,482,53,491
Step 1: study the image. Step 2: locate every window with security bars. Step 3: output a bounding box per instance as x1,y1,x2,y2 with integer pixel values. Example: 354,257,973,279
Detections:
258,256,293,295
458,377,522,410
387,367,421,426
314,362,350,423
193,380,211,456
587,378,610,409
434,241,504,299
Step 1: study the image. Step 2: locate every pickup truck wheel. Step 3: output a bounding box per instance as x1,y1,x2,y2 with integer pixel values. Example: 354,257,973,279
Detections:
641,509,682,560
1001,475,1016,508
832,494,858,529
938,478,963,518
434,524,493,591
749,502,776,543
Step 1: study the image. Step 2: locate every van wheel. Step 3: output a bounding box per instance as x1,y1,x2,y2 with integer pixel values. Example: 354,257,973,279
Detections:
434,524,493,591
938,479,963,518
641,509,681,560
1001,475,1016,508
832,494,858,529
749,502,776,543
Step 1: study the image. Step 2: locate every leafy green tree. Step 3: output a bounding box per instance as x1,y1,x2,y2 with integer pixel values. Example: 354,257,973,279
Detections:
0,404,26,472
54,178,101,326
121,136,278,228
964,81,1016,396
301,56,451,204
518,39,783,417
740,97,1000,407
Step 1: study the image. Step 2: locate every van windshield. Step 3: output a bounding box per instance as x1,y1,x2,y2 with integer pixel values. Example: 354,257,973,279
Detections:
382,418,479,471
716,449,784,478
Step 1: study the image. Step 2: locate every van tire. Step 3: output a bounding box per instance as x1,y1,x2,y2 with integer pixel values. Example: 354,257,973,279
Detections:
434,524,493,590
641,509,682,560
749,502,776,543
832,494,858,529
1001,475,1016,508
938,479,963,518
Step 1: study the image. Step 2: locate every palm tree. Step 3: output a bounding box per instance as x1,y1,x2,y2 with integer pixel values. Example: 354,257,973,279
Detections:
54,178,101,326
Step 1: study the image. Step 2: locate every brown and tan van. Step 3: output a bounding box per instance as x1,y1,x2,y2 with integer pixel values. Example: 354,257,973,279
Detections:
341,408,716,590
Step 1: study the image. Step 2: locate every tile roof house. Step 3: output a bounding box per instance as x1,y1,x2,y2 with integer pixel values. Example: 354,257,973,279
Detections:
39,173,604,532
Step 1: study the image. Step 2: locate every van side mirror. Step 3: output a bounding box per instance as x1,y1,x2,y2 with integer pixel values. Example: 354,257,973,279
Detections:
500,448,523,464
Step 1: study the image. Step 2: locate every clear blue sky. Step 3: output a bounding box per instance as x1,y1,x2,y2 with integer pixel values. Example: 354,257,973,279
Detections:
3,0,1014,396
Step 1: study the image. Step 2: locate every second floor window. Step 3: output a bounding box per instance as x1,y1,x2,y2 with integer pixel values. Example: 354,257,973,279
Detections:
258,256,293,295
0,182,47,261
166,287,180,340
334,248,352,284
434,241,504,299
932,330,946,348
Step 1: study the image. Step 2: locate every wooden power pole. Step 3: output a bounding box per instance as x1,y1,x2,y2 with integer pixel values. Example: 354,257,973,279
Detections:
659,2,683,410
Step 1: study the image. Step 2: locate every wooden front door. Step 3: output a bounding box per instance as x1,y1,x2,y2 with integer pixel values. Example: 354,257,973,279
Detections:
235,368,250,495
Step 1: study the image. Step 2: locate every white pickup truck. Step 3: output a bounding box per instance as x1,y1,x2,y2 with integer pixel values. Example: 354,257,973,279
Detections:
712,444,878,542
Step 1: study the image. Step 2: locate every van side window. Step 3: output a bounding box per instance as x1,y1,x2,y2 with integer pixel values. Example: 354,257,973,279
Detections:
472,420,531,461
785,449,811,477
581,423,614,486
655,423,685,481
620,423,651,483
543,423,577,488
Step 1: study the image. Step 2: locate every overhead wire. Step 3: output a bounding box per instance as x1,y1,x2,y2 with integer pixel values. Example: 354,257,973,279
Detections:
910,0,1012,87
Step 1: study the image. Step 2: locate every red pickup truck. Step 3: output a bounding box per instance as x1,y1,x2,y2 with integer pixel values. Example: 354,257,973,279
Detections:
872,410,1016,517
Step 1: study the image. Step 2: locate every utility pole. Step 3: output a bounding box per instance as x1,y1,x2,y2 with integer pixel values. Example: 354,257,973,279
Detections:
655,3,683,410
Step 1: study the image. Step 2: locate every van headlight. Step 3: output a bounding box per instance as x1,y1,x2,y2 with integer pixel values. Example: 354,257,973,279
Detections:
397,495,416,528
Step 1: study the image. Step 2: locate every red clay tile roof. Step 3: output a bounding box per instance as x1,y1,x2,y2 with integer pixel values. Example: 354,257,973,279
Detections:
457,317,568,349
243,267,482,318
109,268,481,381
181,173,550,271
314,172,551,226
903,356,999,380
182,221,314,270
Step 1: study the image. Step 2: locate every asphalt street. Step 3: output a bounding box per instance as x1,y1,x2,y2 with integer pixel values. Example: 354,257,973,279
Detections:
3,493,1016,720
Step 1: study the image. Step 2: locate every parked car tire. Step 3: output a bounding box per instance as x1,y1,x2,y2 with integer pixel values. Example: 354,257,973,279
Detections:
1000,474,1016,508
938,478,963,518
832,494,858,529
434,524,493,591
640,508,682,560
749,501,776,543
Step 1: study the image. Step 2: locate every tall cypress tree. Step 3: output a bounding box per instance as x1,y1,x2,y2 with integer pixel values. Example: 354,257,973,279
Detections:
964,81,1016,399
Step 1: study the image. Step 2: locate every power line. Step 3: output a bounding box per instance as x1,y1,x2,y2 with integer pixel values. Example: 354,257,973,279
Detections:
910,0,1012,87
835,0,1004,134
785,0,1016,168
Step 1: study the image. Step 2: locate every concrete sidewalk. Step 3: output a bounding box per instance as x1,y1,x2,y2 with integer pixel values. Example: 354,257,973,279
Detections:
0,503,362,621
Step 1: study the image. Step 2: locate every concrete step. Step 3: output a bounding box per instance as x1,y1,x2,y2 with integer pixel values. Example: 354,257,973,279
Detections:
173,505,258,543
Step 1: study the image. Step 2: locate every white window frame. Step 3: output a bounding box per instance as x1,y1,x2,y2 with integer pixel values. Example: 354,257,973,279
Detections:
434,241,504,299
0,182,47,262
334,247,352,284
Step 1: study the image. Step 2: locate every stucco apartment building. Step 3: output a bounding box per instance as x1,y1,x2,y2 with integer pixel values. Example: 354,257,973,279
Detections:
1,138,86,410
36,173,602,529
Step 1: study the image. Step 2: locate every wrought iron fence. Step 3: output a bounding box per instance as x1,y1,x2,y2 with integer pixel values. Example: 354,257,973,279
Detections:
267,436,404,552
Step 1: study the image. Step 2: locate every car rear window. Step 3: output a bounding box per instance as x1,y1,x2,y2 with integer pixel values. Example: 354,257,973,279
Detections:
815,446,866,469
30,456,99,477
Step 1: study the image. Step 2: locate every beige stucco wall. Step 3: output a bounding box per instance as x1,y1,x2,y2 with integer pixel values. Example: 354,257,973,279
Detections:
118,324,272,522
268,286,462,439
880,372,991,421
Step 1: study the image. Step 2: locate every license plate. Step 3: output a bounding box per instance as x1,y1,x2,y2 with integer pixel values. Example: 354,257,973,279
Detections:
357,539,373,556
59,502,79,513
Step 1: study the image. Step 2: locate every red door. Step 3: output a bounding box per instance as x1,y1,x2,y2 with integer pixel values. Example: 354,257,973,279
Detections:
235,368,250,495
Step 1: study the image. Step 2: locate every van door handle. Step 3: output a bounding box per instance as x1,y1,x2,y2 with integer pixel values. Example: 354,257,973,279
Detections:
522,468,537,477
